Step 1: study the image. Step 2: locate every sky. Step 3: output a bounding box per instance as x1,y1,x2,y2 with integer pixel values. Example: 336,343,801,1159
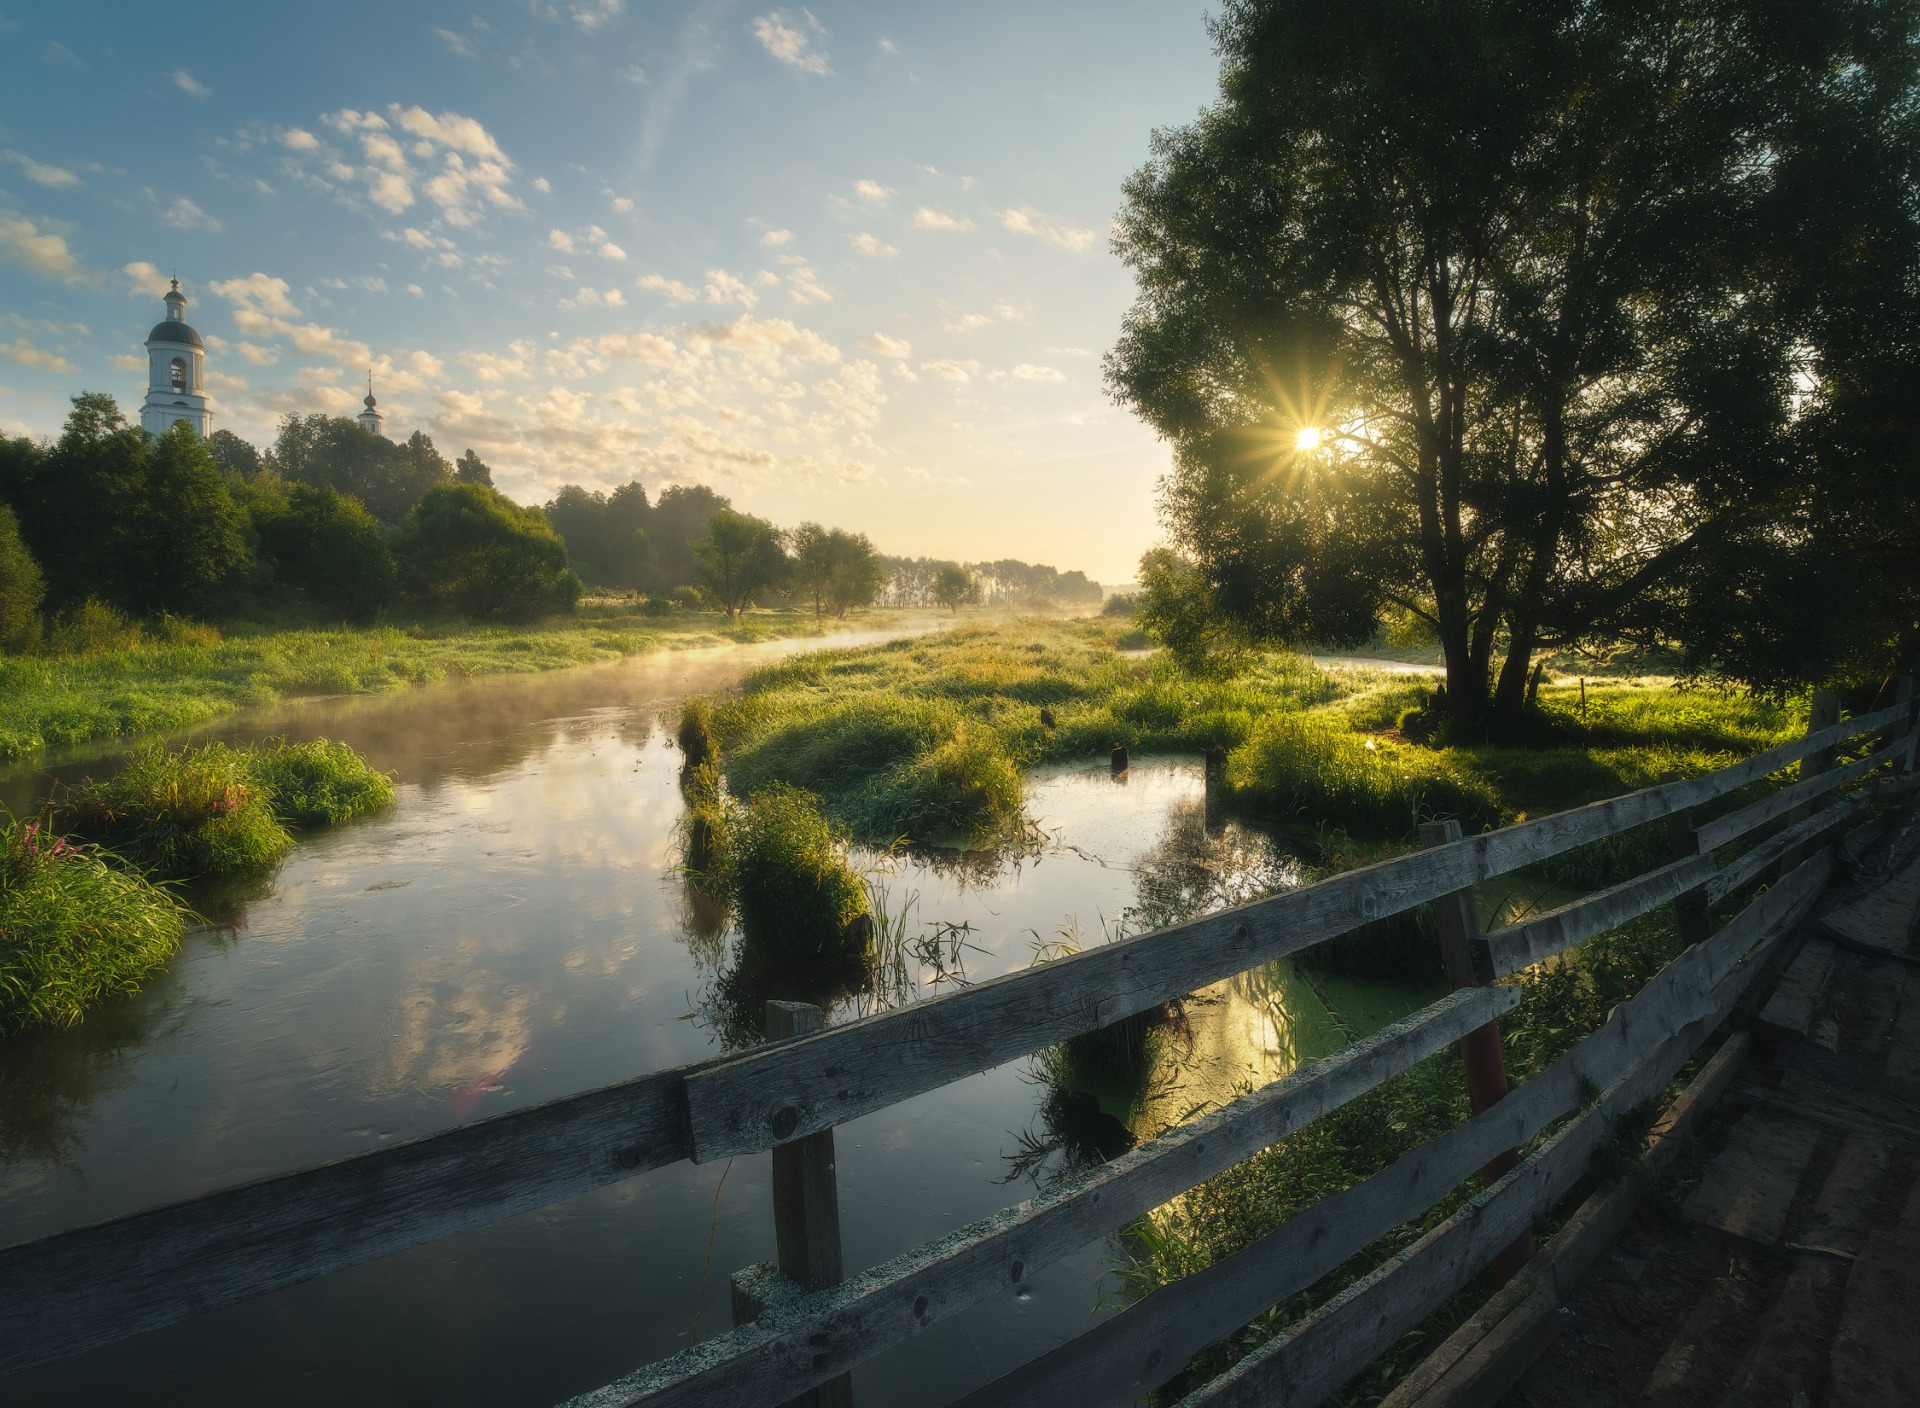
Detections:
0,2,1226,584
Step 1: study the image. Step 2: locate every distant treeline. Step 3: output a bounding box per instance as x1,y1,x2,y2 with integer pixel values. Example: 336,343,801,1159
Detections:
881,556,1101,609
0,393,1104,649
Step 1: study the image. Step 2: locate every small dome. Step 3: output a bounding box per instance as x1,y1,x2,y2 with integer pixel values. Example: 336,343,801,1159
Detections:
148,320,205,349
364,392,378,409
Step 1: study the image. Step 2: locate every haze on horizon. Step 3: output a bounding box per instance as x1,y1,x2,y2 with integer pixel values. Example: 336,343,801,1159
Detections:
0,1,1222,584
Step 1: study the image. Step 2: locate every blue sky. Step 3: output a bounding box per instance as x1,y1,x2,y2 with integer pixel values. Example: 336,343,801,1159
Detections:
0,2,1222,581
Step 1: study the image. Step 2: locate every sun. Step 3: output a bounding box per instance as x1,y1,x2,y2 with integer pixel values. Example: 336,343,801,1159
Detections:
1293,426,1323,453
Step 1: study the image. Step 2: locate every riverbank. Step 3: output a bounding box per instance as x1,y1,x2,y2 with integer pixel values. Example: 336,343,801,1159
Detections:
0,602,957,759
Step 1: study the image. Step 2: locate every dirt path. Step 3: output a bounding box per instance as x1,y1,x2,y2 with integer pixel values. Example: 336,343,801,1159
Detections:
1499,810,1920,1408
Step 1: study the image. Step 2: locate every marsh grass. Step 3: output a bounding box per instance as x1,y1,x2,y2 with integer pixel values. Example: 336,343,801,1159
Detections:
0,603,935,759
53,738,394,877
0,819,186,1034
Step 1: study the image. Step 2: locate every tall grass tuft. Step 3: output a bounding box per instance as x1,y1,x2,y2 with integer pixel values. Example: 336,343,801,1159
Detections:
246,737,395,827
0,818,186,1033
54,738,394,877
55,745,292,876
727,783,871,964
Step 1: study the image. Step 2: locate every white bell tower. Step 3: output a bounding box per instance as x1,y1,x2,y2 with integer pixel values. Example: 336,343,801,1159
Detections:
357,372,385,438
139,277,212,437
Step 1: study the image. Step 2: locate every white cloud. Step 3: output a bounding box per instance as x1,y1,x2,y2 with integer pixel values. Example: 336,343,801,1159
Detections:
753,10,830,75
946,311,992,333
912,207,973,232
122,261,173,297
878,37,899,55
761,228,793,247
638,273,699,303
705,269,758,308
236,342,280,366
159,196,222,232
611,196,633,213
4,150,81,189
853,178,893,206
407,283,424,296
172,69,210,99
0,213,85,282
617,64,647,84
317,105,520,227
559,286,628,310
280,128,320,151
1008,363,1065,382
538,0,624,33
850,232,897,258
998,205,1098,254
535,177,553,194
921,359,978,383
434,26,477,57
784,264,831,305
548,228,576,253
863,332,911,357
598,241,627,261
4,338,74,374
209,272,300,316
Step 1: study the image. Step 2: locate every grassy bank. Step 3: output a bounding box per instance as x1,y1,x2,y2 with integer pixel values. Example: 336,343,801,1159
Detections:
700,619,1805,850
0,602,941,759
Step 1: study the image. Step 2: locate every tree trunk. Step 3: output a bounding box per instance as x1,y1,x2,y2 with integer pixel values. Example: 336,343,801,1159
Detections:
1491,627,1536,736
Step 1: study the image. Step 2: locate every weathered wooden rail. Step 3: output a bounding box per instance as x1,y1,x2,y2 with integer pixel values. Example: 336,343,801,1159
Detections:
1,684,1914,1408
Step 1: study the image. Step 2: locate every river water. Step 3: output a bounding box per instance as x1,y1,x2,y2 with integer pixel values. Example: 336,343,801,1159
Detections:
0,636,1430,1407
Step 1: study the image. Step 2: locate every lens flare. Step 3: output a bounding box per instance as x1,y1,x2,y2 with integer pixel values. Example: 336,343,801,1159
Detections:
1293,426,1322,453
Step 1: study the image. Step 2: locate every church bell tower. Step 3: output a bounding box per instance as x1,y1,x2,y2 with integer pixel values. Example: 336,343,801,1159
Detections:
139,277,212,437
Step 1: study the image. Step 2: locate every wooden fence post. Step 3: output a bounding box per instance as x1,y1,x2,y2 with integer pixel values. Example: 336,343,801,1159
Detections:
756,1000,853,1408
1777,690,1839,879
1416,820,1531,1280
1661,770,1713,947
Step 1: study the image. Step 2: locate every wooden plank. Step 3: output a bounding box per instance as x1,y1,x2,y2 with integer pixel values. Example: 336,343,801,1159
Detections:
1681,1111,1823,1244
1756,937,1837,1039
1176,1010,1719,1408
1826,1229,1920,1404
680,714,1897,1163
1375,1031,1751,1408
568,987,1518,1408
1481,855,1716,979
1695,734,1903,853
1822,850,1920,955
1706,794,1866,903
0,1057,707,1378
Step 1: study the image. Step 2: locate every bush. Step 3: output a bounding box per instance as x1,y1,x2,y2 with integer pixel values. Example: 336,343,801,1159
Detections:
727,784,870,964
0,505,44,652
246,737,395,826
398,482,582,621
45,600,144,656
0,818,186,1033
1101,592,1138,618
254,482,397,621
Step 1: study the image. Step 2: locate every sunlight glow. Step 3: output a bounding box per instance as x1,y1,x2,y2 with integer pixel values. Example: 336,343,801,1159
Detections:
1293,426,1323,453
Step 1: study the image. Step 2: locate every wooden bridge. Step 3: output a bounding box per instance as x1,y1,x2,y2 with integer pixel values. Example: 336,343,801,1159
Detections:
2,683,1916,1407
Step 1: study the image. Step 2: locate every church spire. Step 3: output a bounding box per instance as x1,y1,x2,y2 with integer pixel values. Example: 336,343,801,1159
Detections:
357,370,385,438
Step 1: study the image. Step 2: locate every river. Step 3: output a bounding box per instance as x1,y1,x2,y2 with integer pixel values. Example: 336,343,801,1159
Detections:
0,634,1431,1407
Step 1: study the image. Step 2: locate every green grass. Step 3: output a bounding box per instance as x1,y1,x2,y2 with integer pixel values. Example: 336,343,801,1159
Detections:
700,620,1807,851
52,738,393,878
0,818,186,1034
0,602,936,758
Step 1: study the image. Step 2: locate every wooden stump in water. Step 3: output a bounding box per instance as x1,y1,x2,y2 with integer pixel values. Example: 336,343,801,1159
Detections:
1111,743,1129,774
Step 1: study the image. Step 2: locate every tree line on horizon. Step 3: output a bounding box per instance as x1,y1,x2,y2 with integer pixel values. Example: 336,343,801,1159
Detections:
0,396,1107,648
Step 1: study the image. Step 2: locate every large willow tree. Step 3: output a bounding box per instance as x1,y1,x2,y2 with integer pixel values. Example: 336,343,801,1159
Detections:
1110,0,1917,729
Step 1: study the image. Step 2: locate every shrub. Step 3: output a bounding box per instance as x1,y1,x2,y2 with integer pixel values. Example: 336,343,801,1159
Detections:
0,505,44,652
254,482,398,621
727,784,870,964
246,738,395,826
45,600,144,656
398,482,582,621
1101,592,1138,617
0,818,186,1033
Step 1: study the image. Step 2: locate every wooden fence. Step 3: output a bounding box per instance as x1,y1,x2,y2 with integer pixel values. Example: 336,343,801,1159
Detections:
2,681,1916,1408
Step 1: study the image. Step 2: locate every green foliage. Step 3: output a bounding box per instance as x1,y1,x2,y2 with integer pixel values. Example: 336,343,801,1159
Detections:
42,599,147,656
790,522,887,619
724,784,870,963
0,504,44,652
0,819,186,1034
253,481,397,621
453,449,493,486
399,482,582,621
545,481,654,589
207,428,265,481
273,414,451,523
55,745,292,877
5,398,251,619
696,508,789,619
245,737,396,827
1101,592,1138,618
1137,546,1250,676
932,563,979,614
